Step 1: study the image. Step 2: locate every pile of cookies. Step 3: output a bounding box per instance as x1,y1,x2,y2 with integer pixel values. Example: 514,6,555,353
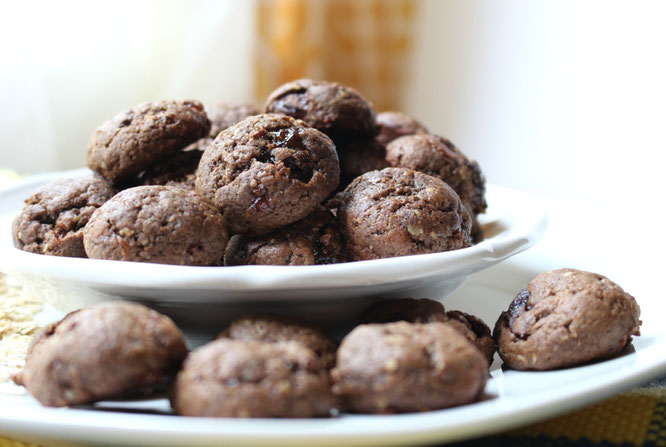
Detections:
11,268,641,416
12,79,486,265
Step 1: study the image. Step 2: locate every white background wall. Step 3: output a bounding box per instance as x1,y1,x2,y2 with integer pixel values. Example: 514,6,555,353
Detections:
1,0,665,211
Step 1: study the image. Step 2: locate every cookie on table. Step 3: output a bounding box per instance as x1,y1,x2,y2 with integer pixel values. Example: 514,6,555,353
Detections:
12,176,116,258
131,149,202,189
361,298,495,364
172,339,334,417
218,313,337,369
224,205,345,266
385,134,487,219
186,102,261,151
375,111,428,146
11,301,187,407
335,137,389,188
86,100,210,185
333,167,472,261
196,114,340,235
265,79,377,138
83,185,228,265
331,322,488,413
494,268,641,370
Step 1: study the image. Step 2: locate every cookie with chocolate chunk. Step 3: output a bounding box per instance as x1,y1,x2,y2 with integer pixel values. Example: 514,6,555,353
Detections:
334,168,471,261
265,79,376,138
12,175,116,257
86,100,210,185
196,114,340,235
172,339,334,417
83,185,228,265
494,268,641,370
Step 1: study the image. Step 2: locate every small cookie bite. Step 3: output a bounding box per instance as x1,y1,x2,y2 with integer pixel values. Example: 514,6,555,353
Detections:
494,268,642,370
12,176,116,257
331,322,488,413
265,79,377,138
196,114,340,235
361,298,495,364
132,149,202,189
335,168,472,261
186,103,261,152
83,185,228,265
218,313,337,369
375,111,428,146
335,138,390,188
86,100,210,185
385,134,486,218
11,301,187,407
224,206,345,266
172,339,334,417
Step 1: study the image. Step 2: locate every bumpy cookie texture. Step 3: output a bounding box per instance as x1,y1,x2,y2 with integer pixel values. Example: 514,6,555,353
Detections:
335,138,390,188
86,100,210,185
494,268,642,370
186,103,261,151
11,301,187,407
83,185,228,265
334,168,471,261
361,298,495,364
265,79,377,138
331,322,488,413
132,149,202,189
224,206,345,265
172,339,334,417
196,114,340,235
386,134,486,217
12,176,116,257
218,313,337,369
375,111,428,146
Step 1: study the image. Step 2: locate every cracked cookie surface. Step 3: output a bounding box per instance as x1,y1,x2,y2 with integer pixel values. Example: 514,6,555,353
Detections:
493,268,641,370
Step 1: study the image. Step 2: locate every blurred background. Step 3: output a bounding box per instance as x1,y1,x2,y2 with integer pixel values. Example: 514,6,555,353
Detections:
1,0,665,208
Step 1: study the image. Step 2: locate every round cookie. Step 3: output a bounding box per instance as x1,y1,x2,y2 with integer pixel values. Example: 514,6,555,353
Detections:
172,339,334,417
265,79,377,138
86,100,210,185
385,134,486,217
224,205,345,266
493,268,641,370
335,138,389,187
83,185,228,265
361,298,495,364
132,149,202,189
217,313,337,369
334,167,472,261
331,322,488,413
12,176,116,258
196,114,340,235
375,111,428,146
11,301,187,407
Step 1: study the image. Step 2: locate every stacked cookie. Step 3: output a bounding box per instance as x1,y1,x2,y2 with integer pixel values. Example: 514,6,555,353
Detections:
12,79,487,265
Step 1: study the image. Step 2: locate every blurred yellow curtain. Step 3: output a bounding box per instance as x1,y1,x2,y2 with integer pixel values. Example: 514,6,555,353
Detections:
254,0,417,111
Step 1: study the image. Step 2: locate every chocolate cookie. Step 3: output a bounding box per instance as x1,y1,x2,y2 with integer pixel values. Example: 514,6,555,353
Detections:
494,268,641,370
218,313,337,369
196,114,340,235
334,168,472,261
361,298,495,364
376,111,428,146
385,134,486,217
335,137,389,187
132,149,202,189
86,100,210,185
265,79,377,138
12,176,116,257
224,205,345,265
83,185,228,265
172,339,334,417
186,103,261,151
331,322,488,413
12,301,187,407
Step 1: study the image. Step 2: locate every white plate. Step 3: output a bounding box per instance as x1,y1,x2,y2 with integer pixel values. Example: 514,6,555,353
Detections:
0,169,546,334
2,172,664,447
